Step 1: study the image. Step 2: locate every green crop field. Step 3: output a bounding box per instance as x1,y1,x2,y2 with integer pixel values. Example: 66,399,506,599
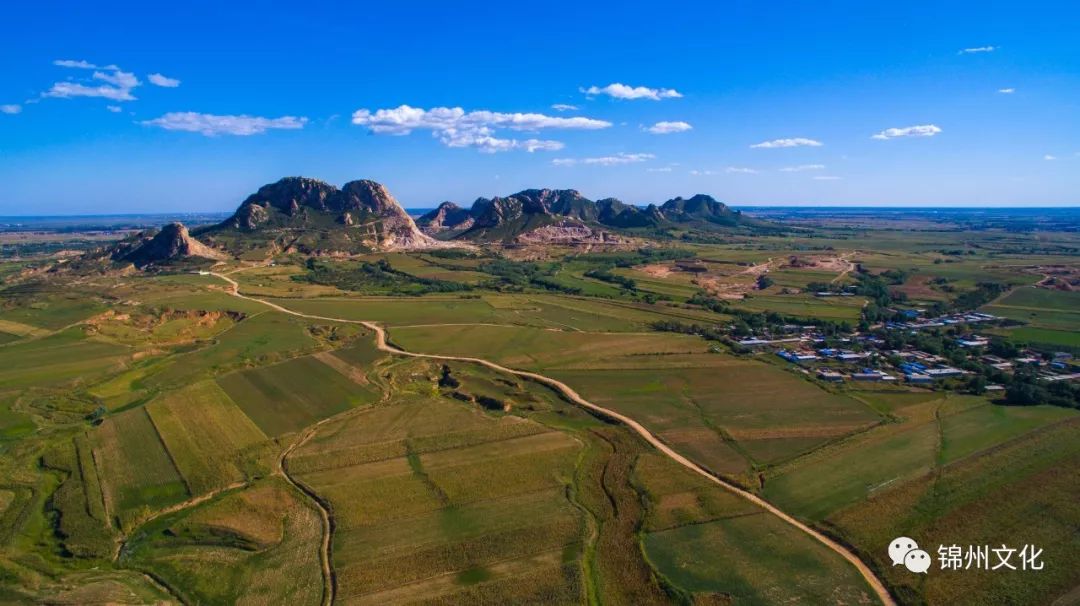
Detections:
146,381,268,493
143,311,322,388
90,407,190,529
292,362,588,604
122,478,324,605
271,295,500,325
0,328,130,389
829,419,1080,606
390,324,704,368
391,325,880,475
217,353,381,436
762,395,1077,521
0,294,105,330
733,292,867,322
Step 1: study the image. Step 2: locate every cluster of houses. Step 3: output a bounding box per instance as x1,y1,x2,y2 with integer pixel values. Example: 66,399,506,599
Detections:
734,315,1078,388
884,310,998,331
767,340,972,385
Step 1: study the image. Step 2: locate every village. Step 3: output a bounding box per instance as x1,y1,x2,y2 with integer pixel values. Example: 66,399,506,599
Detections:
734,309,1078,390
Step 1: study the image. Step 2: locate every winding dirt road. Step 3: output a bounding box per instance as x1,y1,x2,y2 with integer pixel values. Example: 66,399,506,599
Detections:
277,417,336,606
208,272,896,606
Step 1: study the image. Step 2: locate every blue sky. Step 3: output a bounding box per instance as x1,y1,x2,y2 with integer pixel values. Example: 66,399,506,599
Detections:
1,1,1078,214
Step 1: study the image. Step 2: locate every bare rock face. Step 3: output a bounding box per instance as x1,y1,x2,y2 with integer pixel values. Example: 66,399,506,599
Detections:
114,222,226,266
232,202,269,230
337,180,401,215
337,180,440,249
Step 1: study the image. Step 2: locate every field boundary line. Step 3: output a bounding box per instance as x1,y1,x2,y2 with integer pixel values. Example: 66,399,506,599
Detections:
141,406,194,497
207,271,898,606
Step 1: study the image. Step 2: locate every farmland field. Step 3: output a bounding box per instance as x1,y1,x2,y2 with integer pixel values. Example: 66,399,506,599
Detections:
829,419,1080,606
122,478,325,605
0,328,130,389
90,407,190,529
142,311,327,388
146,381,268,493
391,325,881,475
217,350,382,436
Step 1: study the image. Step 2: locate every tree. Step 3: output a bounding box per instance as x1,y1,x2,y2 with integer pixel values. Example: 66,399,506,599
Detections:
1005,380,1044,406
966,374,987,395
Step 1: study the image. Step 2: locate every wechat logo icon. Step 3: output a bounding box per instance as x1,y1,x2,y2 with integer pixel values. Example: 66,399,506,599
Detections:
889,537,932,574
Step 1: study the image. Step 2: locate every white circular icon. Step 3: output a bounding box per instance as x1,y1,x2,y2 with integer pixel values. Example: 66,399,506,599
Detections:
904,549,932,574
888,536,919,567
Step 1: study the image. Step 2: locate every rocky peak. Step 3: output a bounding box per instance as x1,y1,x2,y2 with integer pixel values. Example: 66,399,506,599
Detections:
229,177,337,229
661,194,729,215
469,188,596,229
114,222,224,266
210,176,449,251
336,179,402,216
417,202,474,234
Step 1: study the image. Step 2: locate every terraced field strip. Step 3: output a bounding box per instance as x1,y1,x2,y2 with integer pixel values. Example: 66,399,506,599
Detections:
0,318,49,338
208,271,897,606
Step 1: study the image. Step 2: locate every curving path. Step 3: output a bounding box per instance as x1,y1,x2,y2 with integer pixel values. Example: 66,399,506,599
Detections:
208,272,896,606
277,417,336,606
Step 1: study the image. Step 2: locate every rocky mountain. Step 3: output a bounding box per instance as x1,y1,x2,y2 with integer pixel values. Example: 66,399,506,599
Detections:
658,194,748,226
596,198,666,229
417,202,474,235
417,188,765,242
199,177,440,253
112,222,226,267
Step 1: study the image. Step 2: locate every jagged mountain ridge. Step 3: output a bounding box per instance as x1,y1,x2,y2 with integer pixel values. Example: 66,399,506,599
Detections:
417,188,764,241
198,177,440,253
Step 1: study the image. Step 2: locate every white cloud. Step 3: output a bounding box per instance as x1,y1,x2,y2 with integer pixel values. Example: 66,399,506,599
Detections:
646,167,672,173
352,105,610,134
44,81,137,101
725,166,758,174
750,137,823,149
551,103,578,111
646,120,692,134
553,152,655,167
148,73,181,87
352,104,610,152
1044,154,1057,161
689,169,716,176
439,129,564,153
813,175,842,180
998,88,1015,94
1,104,21,114
44,65,140,102
581,83,682,100
871,124,942,140
142,112,308,136
960,46,996,54
93,70,138,89
53,59,118,70
780,164,825,172
106,105,122,113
